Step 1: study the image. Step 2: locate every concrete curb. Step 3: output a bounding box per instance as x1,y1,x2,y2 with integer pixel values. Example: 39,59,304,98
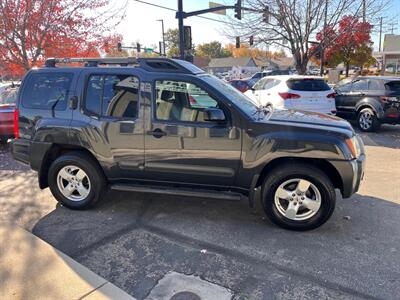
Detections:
0,224,135,300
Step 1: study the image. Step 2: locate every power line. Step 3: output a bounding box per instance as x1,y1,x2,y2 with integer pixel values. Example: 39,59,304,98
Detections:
131,0,232,24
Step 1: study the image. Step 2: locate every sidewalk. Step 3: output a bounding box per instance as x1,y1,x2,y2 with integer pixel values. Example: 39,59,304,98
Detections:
0,224,135,300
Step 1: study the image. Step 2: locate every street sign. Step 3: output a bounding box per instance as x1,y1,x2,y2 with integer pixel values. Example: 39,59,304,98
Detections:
209,2,226,15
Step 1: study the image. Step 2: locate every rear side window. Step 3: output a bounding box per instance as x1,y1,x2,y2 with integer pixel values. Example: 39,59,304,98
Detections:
22,72,73,110
368,80,382,91
385,81,400,92
85,75,140,119
352,79,368,91
286,79,330,91
0,88,18,105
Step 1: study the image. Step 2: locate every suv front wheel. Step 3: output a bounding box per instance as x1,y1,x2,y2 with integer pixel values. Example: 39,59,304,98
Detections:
262,163,336,231
48,152,106,209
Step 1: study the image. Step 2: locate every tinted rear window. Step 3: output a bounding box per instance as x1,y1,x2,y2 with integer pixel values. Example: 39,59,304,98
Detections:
385,81,400,91
287,79,330,91
22,72,73,110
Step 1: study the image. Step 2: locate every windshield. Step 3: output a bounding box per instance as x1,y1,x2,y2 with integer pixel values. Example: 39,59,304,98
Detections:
200,74,259,118
0,88,18,105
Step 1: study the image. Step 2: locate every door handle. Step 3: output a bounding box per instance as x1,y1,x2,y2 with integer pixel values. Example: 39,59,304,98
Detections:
147,128,167,138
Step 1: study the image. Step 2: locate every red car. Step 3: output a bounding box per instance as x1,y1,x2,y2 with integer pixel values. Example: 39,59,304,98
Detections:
0,85,19,144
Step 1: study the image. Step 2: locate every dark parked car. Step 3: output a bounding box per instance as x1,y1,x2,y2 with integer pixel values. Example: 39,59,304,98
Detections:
229,79,253,93
246,70,291,87
335,76,400,131
12,57,365,231
0,83,19,143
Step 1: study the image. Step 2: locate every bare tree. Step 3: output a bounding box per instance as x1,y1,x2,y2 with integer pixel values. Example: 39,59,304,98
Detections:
225,0,389,74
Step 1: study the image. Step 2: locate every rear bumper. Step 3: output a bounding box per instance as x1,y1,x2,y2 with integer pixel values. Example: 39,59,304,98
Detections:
12,139,53,171
11,139,30,165
0,123,14,137
330,154,366,198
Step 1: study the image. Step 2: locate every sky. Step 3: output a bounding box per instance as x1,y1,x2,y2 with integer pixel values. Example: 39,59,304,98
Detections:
115,0,233,49
115,0,400,52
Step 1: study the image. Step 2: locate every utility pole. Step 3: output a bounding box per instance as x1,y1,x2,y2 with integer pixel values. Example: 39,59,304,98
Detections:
320,0,328,76
176,0,245,61
362,0,366,22
379,17,383,52
177,0,185,59
388,22,397,34
156,19,165,56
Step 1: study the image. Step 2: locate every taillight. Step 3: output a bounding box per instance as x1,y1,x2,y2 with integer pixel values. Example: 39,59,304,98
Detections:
327,93,336,98
380,96,398,103
13,108,19,139
279,92,301,100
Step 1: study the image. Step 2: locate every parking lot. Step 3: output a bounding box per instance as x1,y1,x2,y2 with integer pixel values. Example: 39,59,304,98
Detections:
1,125,399,299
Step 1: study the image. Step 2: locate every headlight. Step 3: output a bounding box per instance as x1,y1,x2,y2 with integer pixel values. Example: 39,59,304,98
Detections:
345,136,362,158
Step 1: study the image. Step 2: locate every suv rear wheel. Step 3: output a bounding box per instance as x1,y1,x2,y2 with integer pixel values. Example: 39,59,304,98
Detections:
48,152,106,209
357,108,380,132
262,163,336,231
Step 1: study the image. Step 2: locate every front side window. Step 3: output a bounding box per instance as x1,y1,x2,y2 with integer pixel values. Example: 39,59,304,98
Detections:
85,74,139,119
155,80,219,122
22,72,73,110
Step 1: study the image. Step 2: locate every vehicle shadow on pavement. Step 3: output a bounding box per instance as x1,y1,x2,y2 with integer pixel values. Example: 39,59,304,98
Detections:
354,123,400,149
30,190,400,299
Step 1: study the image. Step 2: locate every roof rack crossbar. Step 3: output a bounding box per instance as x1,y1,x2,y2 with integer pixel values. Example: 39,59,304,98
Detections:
45,57,139,67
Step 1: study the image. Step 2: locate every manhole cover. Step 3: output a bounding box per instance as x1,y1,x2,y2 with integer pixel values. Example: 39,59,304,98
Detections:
170,291,202,300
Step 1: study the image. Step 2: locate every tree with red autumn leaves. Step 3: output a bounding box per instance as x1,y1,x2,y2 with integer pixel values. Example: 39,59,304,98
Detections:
312,16,374,77
0,0,125,78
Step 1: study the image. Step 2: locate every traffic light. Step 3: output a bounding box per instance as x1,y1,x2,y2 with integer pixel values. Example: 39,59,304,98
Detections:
117,42,122,52
249,36,254,46
234,0,241,20
136,43,141,52
314,44,322,60
236,37,240,48
184,26,192,50
263,6,269,23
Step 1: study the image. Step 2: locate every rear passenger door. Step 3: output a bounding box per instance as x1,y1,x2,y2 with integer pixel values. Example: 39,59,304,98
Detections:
76,70,144,180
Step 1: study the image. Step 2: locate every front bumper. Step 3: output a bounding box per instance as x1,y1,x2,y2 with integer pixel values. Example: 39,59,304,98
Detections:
330,153,366,198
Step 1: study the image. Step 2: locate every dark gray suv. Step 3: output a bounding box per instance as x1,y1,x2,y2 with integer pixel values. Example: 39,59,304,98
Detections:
12,57,365,230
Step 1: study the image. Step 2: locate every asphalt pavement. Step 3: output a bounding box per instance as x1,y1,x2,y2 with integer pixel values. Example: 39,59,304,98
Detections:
0,124,399,300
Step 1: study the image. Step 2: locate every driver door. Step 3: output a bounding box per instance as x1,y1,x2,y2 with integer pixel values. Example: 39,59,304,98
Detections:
143,77,241,187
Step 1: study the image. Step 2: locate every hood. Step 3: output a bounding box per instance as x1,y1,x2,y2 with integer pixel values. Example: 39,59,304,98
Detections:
262,109,353,131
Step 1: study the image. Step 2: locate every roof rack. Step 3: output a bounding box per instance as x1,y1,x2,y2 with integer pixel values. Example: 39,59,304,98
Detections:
44,57,205,75
45,57,139,67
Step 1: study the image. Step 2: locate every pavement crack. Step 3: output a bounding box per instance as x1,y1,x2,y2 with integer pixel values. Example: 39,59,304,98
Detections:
140,223,379,300
77,281,108,300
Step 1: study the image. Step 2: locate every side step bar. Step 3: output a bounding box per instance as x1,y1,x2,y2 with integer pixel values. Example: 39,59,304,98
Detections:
110,184,243,201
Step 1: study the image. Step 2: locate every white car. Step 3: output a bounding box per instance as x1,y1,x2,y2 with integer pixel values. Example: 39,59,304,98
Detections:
245,75,337,115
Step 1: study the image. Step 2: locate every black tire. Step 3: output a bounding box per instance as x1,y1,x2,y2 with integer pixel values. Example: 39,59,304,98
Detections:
262,163,336,231
48,151,106,209
357,108,380,132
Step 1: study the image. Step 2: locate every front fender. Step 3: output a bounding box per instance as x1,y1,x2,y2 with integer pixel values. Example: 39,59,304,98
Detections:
236,126,352,189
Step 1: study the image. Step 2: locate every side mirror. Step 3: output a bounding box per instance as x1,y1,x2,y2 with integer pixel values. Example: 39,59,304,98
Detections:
203,108,226,122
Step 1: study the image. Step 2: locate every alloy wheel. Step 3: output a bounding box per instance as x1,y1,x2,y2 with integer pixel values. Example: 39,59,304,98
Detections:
274,178,322,221
359,111,373,130
56,165,91,201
